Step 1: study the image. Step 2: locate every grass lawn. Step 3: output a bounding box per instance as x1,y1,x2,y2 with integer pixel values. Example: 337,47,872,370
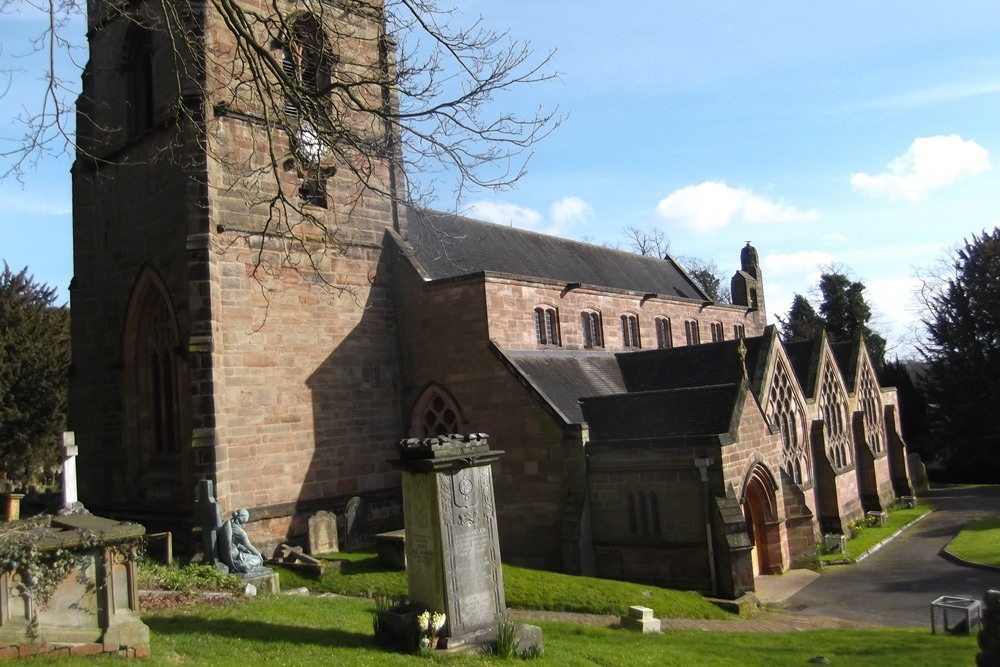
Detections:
277,551,730,620
819,502,933,564
25,595,978,666
944,517,1000,567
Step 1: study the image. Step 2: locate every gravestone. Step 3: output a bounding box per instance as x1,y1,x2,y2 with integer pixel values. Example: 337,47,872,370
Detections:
59,431,85,514
308,510,339,555
393,433,509,649
343,496,367,550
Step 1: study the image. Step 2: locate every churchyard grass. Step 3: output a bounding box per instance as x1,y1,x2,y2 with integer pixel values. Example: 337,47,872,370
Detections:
30,594,976,665
276,551,729,619
819,502,933,564
944,517,1000,567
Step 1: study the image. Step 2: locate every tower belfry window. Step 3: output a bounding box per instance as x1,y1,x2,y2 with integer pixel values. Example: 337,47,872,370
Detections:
281,16,336,117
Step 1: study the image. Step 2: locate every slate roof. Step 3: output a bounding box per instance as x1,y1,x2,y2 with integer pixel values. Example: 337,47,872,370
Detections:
783,339,820,399
581,384,743,442
830,341,859,392
403,209,710,300
614,334,769,395
501,349,626,424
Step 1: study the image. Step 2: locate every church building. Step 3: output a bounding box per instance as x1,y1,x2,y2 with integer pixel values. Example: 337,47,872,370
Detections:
69,0,911,598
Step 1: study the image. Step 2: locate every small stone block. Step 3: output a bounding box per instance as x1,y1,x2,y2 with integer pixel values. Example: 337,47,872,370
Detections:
0,646,20,659
515,623,544,655
70,643,105,656
628,605,654,620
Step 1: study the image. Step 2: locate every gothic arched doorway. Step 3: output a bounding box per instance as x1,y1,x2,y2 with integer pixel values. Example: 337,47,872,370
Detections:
742,464,782,576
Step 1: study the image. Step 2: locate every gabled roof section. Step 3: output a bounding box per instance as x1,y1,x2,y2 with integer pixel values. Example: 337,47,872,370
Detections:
830,340,860,393
403,209,710,300
498,347,626,424
581,383,744,443
614,328,774,396
783,335,823,399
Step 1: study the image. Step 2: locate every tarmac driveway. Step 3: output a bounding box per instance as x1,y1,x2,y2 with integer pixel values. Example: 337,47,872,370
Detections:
785,486,1000,627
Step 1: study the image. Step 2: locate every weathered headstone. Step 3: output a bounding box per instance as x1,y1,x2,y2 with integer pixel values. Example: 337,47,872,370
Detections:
343,496,366,550
59,431,85,514
393,434,510,649
308,510,339,555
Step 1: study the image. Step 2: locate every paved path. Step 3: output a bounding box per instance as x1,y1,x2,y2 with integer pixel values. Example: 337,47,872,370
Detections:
782,486,1000,627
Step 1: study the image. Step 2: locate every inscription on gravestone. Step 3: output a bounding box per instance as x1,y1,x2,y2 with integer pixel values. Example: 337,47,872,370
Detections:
394,434,506,649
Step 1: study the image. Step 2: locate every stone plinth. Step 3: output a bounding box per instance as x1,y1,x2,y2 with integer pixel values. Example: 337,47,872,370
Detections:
393,434,506,649
0,513,149,656
620,605,661,633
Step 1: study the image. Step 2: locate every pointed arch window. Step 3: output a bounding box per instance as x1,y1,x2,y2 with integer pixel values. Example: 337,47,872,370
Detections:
767,360,810,484
710,322,725,342
409,385,463,437
858,365,885,454
819,361,852,468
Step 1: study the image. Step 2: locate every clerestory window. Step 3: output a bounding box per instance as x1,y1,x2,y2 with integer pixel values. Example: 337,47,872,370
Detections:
581,310,604,348
655,316,673,349
534,306,560,346
621,314,640,348
684,319,700,346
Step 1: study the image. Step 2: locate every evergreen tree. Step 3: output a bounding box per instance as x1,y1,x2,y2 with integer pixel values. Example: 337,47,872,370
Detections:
0,264,70,488
919,229,1000,480
780,271,886,369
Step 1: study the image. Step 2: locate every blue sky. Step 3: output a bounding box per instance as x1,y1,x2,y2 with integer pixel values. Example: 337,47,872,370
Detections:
3,1,1000,357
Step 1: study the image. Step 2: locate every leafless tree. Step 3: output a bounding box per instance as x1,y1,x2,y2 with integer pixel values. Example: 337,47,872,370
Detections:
2,0,560,285
680,257,731,304
621,224,669,258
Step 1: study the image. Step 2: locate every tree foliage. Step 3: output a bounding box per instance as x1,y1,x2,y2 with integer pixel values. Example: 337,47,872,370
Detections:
0,264,70,488
779,271,886,368
918,229,1000,479
682,258,731,304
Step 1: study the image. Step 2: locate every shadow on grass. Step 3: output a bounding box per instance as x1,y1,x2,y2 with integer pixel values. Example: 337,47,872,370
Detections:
145,615,372,649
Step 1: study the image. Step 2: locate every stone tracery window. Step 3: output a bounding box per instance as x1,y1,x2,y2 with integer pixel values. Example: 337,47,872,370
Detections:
534,306,560,346
767,359,809,484
410,386,462,437
819,361,852,468
858,364,884,454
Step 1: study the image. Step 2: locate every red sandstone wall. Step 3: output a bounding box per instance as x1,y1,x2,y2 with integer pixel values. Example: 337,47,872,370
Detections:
479,277,760,351
394,267,572,570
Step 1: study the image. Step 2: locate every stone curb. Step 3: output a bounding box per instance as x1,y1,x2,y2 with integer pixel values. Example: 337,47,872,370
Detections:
822,508,935,566
855,508,935,563
940,540,1000,573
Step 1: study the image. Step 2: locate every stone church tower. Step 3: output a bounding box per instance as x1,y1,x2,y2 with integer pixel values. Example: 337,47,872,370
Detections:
71,0,405,540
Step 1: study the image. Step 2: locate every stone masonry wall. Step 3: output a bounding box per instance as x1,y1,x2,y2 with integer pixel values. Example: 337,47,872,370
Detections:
480,277,760,351
394,266,572,570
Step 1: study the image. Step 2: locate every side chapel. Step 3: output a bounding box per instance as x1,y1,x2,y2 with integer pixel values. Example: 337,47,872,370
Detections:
69,0,912,597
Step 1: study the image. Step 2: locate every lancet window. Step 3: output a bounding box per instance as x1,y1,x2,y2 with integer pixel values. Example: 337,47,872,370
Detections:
819,362,852,468
767,360,809,484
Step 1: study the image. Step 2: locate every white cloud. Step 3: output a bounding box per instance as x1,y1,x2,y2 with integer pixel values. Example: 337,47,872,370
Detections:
462,201,543,231
463,196,594,237
850,135,990,201
824,232,848,244
654,181,818,233
549,196,593,233
763,250,834,278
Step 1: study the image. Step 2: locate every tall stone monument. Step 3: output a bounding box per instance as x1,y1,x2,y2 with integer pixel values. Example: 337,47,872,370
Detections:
394,434,506,649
